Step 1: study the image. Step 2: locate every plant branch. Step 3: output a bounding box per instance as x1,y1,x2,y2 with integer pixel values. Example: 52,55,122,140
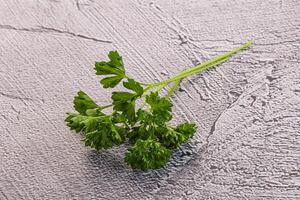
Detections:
144,40,253,91
166,79,182,99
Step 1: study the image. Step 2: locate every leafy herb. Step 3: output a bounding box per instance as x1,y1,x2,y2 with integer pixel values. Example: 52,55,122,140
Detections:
95,51,125,88
65,40,253,170
125,139,172,170
73,91,98,115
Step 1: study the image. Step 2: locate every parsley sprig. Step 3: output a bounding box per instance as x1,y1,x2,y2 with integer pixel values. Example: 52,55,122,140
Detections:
65,41,253,170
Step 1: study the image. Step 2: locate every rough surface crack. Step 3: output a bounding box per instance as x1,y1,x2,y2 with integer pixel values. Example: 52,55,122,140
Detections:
0,91,34,101
0,24,112,44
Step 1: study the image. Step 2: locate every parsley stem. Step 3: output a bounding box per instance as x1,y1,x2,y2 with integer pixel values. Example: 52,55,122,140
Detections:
163,56,229,98
166,79,182,99
144,40,253,91
154,83,167,92
100,104,113,110
160,56,229,92
140,82,150,86
174,56,229,81
144,57,226,91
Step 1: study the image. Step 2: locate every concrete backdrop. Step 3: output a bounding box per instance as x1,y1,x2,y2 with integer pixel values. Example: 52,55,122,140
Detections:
0,0,299,199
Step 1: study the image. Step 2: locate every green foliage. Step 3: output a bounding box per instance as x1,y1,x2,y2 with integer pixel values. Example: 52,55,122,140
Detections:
175,122,197,142
83,116,125,150
156,127,186,148
65,113,88,133
146,92,173,124
123,78,144,96
65,113,125,150
125,139,172,170
95,51,125,88
73,91,98,115
111,79,144,123
156,123,197,147
65,41,252,170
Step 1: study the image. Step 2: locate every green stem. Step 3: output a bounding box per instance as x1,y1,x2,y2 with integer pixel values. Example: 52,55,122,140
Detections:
154,83,167,92
172,40,252,79
144,56,227,93
145,40,252,91
100,104,113,110
166,79,182,99
164,56,231,98
140,82,150,86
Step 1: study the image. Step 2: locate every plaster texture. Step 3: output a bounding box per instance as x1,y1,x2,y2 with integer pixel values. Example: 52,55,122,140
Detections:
0,0,299,199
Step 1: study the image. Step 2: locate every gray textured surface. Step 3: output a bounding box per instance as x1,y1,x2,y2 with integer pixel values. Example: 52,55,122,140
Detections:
0,0,300,199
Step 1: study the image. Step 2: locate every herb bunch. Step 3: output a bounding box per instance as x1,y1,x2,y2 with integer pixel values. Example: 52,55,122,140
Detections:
65,41,252,170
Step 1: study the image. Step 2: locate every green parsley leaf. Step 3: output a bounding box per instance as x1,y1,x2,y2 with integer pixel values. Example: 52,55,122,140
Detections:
127,124,156,144
73,91,98,115
175,122,197,142
146,92,173,123
95,51,125,88
113,101,136,123
111,79,144,123
111,92,136,102
83,116,125,150
123,78,144,96
111,112,127,124
156,126,186,148
125,139,172,170
65,113,88,133
100,76,124,88
85,108,104,117
107,51,123,67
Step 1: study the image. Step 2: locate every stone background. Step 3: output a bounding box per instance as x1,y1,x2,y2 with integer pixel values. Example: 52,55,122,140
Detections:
0,0,299,199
